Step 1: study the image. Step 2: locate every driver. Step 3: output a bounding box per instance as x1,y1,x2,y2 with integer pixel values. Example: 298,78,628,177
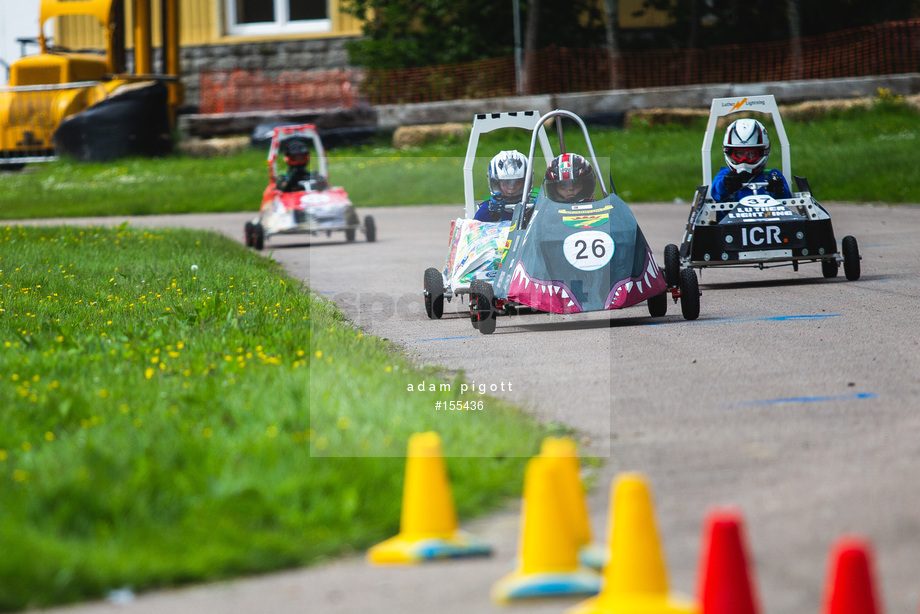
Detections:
474,150,529,222
544,153,596,204
276,139,312,192
711,119,792,202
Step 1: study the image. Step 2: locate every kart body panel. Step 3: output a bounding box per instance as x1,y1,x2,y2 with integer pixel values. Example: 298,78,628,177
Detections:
442,218,514,288
493,191,665,314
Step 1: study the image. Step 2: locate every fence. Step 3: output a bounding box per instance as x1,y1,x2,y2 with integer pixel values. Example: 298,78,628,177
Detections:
199,19,920,112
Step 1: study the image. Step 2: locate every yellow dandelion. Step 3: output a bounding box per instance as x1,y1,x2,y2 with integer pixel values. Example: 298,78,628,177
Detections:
21,441,31,452
337,416,350,430
266,425,279,438
0,450,7,461
315,350,323,359
144,367,155,379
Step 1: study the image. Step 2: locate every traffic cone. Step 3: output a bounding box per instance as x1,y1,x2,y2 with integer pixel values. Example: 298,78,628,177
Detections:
697,509,761,614
541,437,605,570
821,537,882,614
367,431,492,564
567,473,697,614
491,455,601,602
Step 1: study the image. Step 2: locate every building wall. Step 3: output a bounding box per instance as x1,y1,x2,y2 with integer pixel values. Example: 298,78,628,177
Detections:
53,0,361,106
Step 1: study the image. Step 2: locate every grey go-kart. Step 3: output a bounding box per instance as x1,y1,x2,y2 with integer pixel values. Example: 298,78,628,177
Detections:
663,94,860,286
469,109,701,335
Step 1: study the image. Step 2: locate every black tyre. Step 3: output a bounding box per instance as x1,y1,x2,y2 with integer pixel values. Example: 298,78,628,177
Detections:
647,291,667,317
679,268,700,321
244,221,254,247
663,243,681,288
423,267,445,319
470,280,496,335
821,258,839,278
842,235,860,281
364,215,376,242
345,227,356,242
253,223,265,251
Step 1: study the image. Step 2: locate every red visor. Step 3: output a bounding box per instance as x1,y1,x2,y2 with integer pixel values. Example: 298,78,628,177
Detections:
730,147,763,164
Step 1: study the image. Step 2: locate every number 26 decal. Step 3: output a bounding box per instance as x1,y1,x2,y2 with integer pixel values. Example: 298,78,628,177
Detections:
563,231,615,271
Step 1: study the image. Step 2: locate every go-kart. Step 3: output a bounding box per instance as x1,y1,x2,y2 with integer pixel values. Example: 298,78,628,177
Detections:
663,94,860,285
244,124,374,250
423,110,554,319
470,109,701,335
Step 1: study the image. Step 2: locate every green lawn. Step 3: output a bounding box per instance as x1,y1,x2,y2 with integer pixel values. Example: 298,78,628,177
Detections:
0,225,550,610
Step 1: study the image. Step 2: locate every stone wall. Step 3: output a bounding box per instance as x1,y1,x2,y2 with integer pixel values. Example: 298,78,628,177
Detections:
166,37,354,108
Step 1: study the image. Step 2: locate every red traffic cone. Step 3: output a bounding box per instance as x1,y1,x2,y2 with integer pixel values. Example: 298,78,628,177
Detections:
822,537,882,614
697,509,760,614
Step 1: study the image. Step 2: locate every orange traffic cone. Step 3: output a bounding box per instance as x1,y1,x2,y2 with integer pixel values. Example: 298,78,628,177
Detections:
367,431,491,564
567,473,697,614
491,455,601,602
541,437,605,570
821,537,882,614
697,509,761,614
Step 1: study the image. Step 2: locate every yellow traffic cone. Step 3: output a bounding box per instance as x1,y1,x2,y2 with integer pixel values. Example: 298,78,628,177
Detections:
367,431,492,564
567,473,697,614
541,437,605,570
491,455,601,602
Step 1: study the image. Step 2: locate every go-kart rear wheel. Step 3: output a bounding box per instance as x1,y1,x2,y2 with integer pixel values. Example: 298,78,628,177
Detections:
252,223,265,251
364,215,376,242
679,268,700,321
423,267,445,319
663,244,681,288
647,291,667,317
470,280,496,335
821,258,839,278
345,227,356,242
244,221,254,247
842,235,861,281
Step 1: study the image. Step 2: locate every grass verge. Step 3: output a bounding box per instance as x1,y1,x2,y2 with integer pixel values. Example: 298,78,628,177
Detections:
0,224,548,610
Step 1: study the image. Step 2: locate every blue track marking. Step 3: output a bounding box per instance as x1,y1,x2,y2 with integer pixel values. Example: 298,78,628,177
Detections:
649,313,842,325
408,335,477,342
742,392,877,406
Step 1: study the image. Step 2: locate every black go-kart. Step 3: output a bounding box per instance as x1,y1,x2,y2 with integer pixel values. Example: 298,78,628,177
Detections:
664,94,860,286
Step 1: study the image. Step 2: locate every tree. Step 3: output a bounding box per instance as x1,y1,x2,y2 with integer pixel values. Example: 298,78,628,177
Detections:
342,0,606,70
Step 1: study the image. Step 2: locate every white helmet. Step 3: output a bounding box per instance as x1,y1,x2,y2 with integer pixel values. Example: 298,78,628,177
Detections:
723,119,771,176
487,150,528,202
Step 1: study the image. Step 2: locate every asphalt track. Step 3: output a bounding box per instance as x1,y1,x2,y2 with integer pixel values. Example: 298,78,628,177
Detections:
24,202,920,614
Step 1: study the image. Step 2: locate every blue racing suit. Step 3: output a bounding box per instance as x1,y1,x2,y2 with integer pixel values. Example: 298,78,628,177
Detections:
711,167,793,202
473,198,516,222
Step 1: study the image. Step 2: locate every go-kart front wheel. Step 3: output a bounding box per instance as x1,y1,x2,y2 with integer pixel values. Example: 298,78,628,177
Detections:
821,258,839,278
364,215,376,242
244,221,254,247
469,280,496,335
423,267,445,319
842,235,861,281
679,268,700,321
345,227,356,242
252,223,265,251
647,291,667,317
663,244,681,288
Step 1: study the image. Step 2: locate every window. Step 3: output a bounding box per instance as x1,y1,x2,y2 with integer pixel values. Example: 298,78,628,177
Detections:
227,0,330,36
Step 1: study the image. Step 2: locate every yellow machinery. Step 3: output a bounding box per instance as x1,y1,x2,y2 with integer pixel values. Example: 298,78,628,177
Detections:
0,0,182,167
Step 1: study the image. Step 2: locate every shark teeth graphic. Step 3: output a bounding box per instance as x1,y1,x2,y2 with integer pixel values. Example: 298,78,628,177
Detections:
506,261,583,314
604,247,668,310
